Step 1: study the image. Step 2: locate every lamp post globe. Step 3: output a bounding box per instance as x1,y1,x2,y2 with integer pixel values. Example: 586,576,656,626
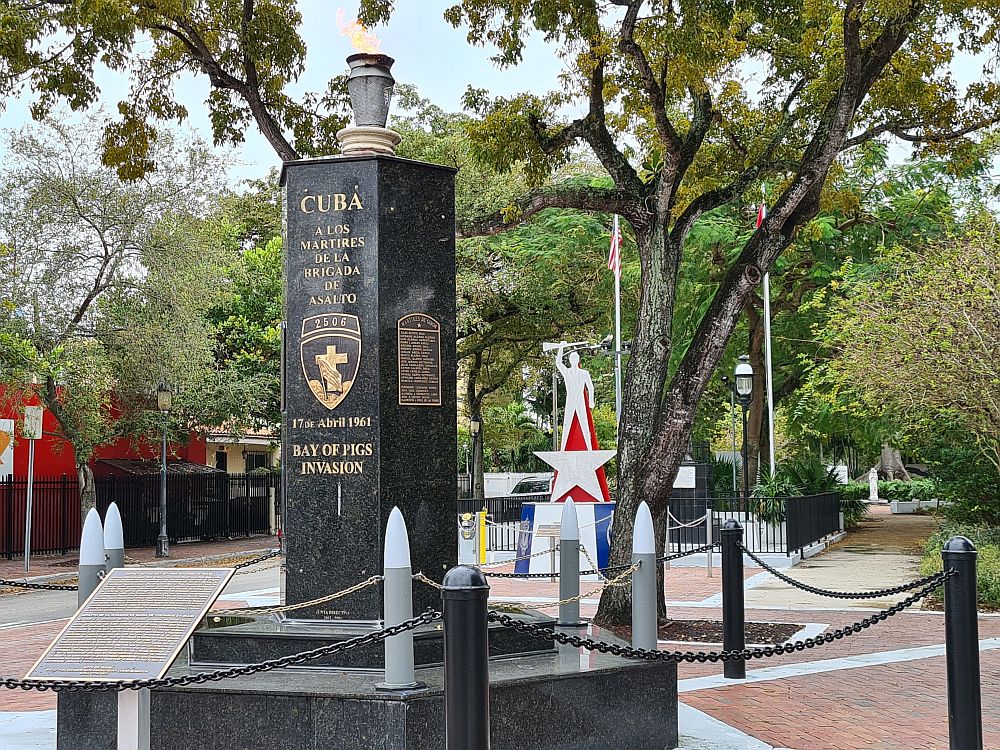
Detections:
733,355,754,511
469,415,483,500
155,380,172,558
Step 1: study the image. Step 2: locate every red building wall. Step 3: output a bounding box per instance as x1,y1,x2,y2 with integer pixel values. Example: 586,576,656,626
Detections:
0,385,206,479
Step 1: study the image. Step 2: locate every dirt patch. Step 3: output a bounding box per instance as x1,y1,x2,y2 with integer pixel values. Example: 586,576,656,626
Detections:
609,619,802,645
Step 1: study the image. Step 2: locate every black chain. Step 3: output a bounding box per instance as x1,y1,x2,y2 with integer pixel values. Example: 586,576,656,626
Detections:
658,542,720,563
487,572,950,663
1,610,440,693
0,577,78,591
232,550,283,570
738,544,947,600
483,542,719,580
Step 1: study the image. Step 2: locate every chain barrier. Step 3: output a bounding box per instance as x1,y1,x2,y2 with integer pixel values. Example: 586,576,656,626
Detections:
478,544,560,568
488,571,951,662
207,575,382,617
1,610,440,693
231,550,283,571
657,541,719,563
490,561,640,613
0,577,78,592
666,511,709,530
738,543,947,600
413,571,444,590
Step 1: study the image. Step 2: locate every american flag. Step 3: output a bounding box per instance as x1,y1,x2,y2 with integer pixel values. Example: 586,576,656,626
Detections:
607,214,622,277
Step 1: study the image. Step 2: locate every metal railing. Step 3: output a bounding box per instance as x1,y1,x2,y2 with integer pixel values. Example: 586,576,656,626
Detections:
0,472,279,558
709,492,842,555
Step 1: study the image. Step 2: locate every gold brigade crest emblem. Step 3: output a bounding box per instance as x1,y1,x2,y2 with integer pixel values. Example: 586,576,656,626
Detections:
300,314,362,410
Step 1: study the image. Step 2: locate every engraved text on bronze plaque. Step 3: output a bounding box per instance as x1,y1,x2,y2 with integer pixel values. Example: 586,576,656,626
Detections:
397,313,442,406
26,568,233,681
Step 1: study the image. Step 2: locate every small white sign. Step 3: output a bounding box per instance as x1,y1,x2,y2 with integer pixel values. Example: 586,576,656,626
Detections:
23,406,43,441
0,419,13,479
674,466,697,489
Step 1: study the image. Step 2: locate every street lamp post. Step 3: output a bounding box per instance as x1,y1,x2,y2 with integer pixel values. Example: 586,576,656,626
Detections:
155,380,172,558
734,356,754,512
469,415,483,500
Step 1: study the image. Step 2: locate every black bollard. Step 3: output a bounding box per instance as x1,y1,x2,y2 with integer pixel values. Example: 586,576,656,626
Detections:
943,536,982,750
720,519,746,679
442,565,490,750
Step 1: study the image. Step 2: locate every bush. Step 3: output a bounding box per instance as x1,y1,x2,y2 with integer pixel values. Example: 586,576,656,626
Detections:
839,493,869,529
921,524,1000,608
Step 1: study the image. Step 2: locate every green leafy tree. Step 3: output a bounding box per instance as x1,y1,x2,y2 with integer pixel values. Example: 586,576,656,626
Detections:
1,0,351,176
360,0,1000,623
0,117,263,518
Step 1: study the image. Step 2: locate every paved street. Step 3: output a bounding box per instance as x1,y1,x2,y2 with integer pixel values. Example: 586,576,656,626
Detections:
0,510,996,749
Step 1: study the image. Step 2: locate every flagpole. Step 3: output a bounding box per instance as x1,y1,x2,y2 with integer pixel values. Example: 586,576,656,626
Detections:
763,271,776,475
613,215,623,433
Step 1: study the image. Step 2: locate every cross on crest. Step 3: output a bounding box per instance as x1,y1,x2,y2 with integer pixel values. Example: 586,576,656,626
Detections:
316,345,350,394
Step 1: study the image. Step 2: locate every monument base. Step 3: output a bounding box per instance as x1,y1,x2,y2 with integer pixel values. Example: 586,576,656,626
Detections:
56,628,678,750
189,611,556,669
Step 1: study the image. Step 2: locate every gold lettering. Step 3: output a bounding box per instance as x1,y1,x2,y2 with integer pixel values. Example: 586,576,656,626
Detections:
300,195,316,214
348,192,363,210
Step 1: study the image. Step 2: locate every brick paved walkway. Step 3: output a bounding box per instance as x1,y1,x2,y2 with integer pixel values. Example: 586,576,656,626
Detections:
2,510,996,749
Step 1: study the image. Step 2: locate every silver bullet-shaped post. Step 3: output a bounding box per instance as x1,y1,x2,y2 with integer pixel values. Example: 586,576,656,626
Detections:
631,501,657,650
78,508,106,608
104,502,125,573
377,506,424,691
558,499,584,626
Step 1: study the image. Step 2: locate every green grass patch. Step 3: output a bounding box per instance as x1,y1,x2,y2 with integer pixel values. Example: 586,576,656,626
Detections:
920,525,1000,609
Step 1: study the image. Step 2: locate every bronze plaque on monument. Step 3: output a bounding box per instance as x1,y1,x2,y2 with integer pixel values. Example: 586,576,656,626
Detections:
26,568,233,681
397,313,442,406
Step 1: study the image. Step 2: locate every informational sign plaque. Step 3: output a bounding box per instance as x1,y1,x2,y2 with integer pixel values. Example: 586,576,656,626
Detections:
397,313,442,406
26,568,233,681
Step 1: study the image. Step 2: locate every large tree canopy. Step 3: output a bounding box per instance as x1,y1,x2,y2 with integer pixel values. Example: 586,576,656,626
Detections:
361,0,1000,623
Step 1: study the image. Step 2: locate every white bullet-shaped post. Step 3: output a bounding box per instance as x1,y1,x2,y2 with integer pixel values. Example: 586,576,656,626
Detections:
104,502,125,573
631,501,657,651
78,508,106,608
558,499,584,626
377,507,423,691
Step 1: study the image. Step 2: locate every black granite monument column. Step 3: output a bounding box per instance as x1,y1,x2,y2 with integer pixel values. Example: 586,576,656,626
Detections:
281,155,457,619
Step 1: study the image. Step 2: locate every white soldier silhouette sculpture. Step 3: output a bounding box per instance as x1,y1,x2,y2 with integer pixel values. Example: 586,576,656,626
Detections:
556,343,596,451
533,341,613,503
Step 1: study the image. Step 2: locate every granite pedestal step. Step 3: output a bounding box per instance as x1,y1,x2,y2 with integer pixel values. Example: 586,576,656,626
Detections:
57,627,679,750
190,611,556,670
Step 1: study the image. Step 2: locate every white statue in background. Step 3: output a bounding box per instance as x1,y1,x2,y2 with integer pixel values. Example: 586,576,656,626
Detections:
868,467,879,503
556,341,596,450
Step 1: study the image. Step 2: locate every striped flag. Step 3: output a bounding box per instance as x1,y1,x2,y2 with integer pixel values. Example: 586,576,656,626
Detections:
607,214,622,277
756,201,767,229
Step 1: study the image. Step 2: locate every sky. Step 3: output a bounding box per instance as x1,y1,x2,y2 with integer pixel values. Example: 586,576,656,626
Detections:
0,1,569,186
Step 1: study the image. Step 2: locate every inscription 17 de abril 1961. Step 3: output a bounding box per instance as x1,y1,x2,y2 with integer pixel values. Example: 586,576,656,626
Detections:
26,568,233,681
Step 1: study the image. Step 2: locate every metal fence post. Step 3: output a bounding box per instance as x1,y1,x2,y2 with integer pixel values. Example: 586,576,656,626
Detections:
4,477,12,560
78,508,106,608
631,501,657,651
558,499,584,627
721,519,746,679
378,507,423,691
442,564,490,750
706,508,714,579
943,536,982,750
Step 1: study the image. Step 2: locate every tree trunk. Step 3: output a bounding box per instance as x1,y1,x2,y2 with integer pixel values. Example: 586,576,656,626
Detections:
878,444,911,481
595,221,679,626
77,462,96,525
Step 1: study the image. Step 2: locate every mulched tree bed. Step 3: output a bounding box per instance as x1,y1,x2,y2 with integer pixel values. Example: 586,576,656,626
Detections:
608,619,801,645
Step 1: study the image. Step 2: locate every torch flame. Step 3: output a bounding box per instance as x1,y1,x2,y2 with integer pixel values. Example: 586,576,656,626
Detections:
337,8,382,54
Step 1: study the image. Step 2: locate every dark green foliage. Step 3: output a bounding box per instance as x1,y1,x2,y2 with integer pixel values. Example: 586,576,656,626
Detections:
923,442,1000,525
922,525,1000,607
839,494,869,529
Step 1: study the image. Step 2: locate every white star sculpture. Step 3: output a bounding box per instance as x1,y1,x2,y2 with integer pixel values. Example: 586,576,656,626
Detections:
534,450,616,502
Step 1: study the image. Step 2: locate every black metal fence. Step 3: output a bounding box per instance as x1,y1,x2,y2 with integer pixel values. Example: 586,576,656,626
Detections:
709,492,842,555
454,491,843,557
0,472,279,559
